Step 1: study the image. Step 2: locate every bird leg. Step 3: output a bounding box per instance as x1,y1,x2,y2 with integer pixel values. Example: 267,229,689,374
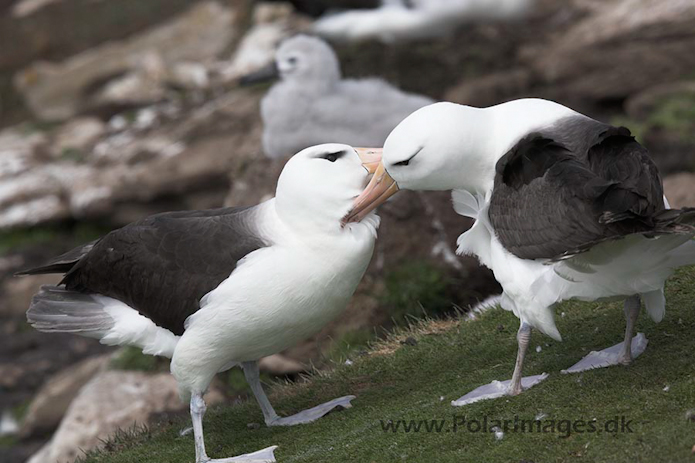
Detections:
189,392,277,463
191,394,208,462
508,322,532,396
451,321,547,406
561,295,648,374
618,295,641,365
241,362,279,425
242,361,355,427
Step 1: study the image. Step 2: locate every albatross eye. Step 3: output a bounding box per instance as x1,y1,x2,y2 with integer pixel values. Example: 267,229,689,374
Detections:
393,148,422,167
323,151,344,162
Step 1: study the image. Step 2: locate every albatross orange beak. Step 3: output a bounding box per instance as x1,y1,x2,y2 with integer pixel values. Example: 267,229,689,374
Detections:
342,157,400,225
355,147,383,174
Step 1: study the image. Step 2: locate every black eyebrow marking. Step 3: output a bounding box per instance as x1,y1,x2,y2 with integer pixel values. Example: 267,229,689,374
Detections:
322,150,346,162
394,146,423,166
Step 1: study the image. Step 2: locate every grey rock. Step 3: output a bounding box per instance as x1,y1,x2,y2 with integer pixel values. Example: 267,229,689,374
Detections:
530,0,695,100
445,68,532,107
220,2,309,82
2,273,62,318
625,81,695,120
0,0,206,127
18,355,110,439
169,62,210,90
0,88,264,230
50,117,106,159
14,1,242,120
0,364,24,390
258,354,306,375
0,255,25,274
0,126,47,179
92,67,168,108
12,0,63,17
0,170,71,228
0,410,19,437
664,173,695,209
26,370,225,463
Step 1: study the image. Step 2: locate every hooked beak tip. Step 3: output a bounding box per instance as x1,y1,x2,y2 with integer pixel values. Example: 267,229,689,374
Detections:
342,160,399,225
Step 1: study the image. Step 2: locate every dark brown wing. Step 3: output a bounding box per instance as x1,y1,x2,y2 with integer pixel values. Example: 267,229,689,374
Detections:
15,240,98,276
21,206,268,335
488,121,666,260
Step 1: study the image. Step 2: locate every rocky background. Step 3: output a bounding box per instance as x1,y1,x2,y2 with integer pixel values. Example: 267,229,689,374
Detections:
0,0,694,462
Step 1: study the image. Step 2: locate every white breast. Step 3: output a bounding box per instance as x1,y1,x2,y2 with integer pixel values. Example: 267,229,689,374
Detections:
170,208,376,392
195,242,372,357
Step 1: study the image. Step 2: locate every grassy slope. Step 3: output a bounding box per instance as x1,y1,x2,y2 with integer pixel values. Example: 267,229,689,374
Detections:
84,267,695,463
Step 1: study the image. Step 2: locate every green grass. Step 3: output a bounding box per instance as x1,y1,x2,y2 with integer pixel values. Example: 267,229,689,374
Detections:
82,267,695,463
325,327,377,364
323,260,456,364
613,92,695,143
382,260,453,321
60,147,87,162
224,368,275,397
647,94,695,141
0,228,61,256
0,223,111,256
110,346,166,373
322,261,457,364
0,436,17,449
11,400,31,422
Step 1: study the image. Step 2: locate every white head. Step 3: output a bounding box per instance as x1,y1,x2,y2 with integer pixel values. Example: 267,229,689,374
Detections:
276,143,382,236
239,35,341,89
275,35,341,84
382,102,492,191
343,102,492,223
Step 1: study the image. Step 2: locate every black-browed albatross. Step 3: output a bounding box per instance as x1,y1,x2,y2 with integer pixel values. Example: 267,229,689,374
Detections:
344,99,695,404
20,143,383,463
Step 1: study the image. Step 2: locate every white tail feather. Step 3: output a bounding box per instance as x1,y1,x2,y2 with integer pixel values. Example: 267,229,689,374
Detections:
641,289,666,323
28,286,179,358
92,296,179,357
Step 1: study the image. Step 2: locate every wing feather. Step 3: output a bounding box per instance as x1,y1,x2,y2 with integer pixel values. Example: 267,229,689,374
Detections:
21,206,269,335
488,121,670,260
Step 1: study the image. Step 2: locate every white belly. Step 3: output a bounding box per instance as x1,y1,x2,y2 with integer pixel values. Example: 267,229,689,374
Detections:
171,239,374,393
484,232,692,341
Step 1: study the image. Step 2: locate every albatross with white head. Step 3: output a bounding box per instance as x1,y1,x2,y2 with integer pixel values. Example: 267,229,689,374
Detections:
20,144,383,462
344,99,695,404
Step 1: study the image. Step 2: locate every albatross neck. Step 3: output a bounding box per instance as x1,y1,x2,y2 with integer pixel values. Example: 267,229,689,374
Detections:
451,99,579,196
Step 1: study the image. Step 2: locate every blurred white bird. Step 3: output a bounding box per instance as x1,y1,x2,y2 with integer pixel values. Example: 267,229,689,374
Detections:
313,0,533,43
241,34,434,159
